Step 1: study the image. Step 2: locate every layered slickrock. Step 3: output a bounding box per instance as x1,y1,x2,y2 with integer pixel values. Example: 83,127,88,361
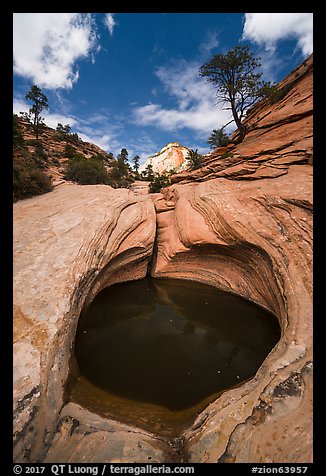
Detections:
146,55,313,463
42,403,177,463
151,164,312,462
13,54,313,463
13,184,157,462
172,54,313,185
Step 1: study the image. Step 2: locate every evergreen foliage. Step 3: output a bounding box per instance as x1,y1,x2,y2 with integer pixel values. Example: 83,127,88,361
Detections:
141,163,155,181
148,173,170,193
200,46,275,142
13,114,25,148
133,155,140,175
13,114,53,201
186,149,203,170
24,85,49,140
207,129,230,149
64,157,109,185
56,123,80,143
13,154,53,201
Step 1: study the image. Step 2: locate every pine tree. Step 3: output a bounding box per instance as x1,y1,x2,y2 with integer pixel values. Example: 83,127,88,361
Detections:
186,149,203,170
133,155,140,174
200,46,275,142
25,85,49,140
207,129,230,149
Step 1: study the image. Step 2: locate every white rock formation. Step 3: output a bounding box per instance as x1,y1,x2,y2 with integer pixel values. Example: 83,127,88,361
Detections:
140,142,191,175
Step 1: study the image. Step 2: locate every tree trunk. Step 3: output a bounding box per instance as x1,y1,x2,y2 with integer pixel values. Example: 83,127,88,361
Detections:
231,102,246,143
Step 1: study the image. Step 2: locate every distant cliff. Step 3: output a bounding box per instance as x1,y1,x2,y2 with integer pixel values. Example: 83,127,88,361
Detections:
140,142,191,175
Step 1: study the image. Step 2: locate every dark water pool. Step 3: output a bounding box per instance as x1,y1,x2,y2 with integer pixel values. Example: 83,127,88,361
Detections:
74,278,280,418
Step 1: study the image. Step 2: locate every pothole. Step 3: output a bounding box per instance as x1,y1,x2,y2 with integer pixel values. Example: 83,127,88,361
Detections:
69,277,280,437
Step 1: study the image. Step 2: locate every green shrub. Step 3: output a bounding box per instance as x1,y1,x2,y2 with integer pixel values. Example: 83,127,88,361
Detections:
220,151,234,159
269,83,293,103
13,156,53,201
34,144,47,158
92,153,105,161
92,153,115,165
73,152,86,161
64,158,109,185
106,155,134,188
64,144,77,159
68,132,80,143
207,129,230,149
13,114,25,149
262,82,294,104
149,173,170,193
186,149,203,170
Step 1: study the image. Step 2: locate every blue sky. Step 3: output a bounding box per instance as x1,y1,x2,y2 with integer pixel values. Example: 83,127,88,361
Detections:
13,13,313,165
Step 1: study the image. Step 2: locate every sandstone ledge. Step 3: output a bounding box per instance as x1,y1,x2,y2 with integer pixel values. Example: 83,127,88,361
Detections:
13,55,313,463
13,183,156,462
151,164,312,462
172,54,313,186
13,162,313,463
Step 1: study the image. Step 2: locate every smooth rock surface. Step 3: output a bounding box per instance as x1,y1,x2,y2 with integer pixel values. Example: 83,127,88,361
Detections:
147,54,313,462
42,403,176,463
151,165,312,462
13,54,313,464
13,183,156,462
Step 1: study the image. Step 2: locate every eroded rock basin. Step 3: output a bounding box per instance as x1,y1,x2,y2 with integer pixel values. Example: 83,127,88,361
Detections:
71,278,280,437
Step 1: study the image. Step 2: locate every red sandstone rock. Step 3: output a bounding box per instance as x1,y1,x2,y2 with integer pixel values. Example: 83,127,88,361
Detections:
13,54,313,464
172,54,313,185
151,164,312,462
13,184,157,462
148,55,313,463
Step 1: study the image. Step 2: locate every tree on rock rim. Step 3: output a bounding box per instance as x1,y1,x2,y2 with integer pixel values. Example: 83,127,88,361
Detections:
23,85,49,140
200,46,274,142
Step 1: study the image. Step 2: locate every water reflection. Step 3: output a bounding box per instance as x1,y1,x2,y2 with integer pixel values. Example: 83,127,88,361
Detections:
75,278,280,412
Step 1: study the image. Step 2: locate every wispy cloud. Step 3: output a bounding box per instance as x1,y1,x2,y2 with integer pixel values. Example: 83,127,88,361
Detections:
127,135,161,165
13,97,78,129
13,96,122,155
132,60,232,136
13,13,98,90
198,30,219,57
66,113,125,155
254,48,292,83
77,132,113,152
13,97,29,116
43,113,78,130
242,13,313,57
104,13,116,36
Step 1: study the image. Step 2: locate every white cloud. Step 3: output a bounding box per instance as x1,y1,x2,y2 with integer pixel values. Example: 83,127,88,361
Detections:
13,13,98,89
13,98,29,115
104,13,116,35
78,132,112,152
199,30,219,56
13,96,113,150
242,13,313,57
127,135,161,165
43,114,78,130
74,116,126,155
254,48,290,83
13,96,78,129
133,60,232,135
